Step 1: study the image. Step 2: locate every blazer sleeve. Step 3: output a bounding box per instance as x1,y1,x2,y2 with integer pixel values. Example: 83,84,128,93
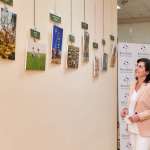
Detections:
138,84,150,121
138,111,150,121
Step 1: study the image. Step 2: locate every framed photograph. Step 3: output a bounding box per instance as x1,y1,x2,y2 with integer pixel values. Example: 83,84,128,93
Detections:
25,41,47,71
51,25,63,64
83,30,89,62
94,56,99,77
66,45,79,68
109,43,117,67
102,52,108,71
0,8,17,60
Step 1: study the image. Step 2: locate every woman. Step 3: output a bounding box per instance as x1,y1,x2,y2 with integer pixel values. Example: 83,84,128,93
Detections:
120,58,150,150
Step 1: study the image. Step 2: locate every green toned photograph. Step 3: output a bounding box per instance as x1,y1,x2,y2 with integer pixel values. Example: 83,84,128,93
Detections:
25,41,47,71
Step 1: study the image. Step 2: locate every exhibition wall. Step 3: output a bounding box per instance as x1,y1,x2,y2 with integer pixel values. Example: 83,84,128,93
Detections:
0,0,117,150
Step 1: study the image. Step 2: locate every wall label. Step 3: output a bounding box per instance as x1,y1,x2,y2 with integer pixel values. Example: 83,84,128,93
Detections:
81,20,88,29
110,34,115,41
102,39,106,46
30,26,40,39
69,32,75,43
50,10,61,23
0,0,13,6
93,41,98,49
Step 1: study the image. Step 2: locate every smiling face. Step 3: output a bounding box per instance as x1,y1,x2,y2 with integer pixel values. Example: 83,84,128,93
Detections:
135,61,149,79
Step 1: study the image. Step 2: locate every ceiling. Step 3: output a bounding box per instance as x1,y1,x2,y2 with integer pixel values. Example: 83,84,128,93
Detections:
118,0,150,19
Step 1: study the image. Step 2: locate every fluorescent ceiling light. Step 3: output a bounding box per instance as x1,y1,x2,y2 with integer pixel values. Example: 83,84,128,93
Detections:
117,5,121,9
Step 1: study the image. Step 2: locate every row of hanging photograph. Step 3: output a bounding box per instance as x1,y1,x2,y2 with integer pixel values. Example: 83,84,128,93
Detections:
25,36,117,74
0,0,117,77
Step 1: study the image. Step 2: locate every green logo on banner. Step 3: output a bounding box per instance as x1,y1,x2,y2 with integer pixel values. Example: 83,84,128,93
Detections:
102,39,105,46
0,0,13,6
110,35,115,41
93,42,98,49
69,33,75,43
30,26,40,39
50,10,61,23
82,21,88,30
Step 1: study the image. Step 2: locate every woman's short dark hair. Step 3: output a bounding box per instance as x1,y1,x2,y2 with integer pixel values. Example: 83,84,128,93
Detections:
135,58,150,83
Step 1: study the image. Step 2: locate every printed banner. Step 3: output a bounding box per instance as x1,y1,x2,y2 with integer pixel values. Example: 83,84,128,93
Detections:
0,0,13,6
118,43,150,150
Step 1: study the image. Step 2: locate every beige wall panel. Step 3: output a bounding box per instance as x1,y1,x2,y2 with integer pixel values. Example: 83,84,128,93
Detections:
0,0,117,149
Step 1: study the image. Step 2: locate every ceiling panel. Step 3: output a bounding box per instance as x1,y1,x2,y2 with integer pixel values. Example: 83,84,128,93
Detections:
130,12,150,18
118,1,144,8
147,5,150,10
118,0,150,19
118,14,133,19
123,6,149,13
142,0,150,6
117,9,127,14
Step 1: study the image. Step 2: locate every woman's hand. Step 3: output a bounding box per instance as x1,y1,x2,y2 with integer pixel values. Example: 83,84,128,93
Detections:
128,114,139,123
120,109,128,118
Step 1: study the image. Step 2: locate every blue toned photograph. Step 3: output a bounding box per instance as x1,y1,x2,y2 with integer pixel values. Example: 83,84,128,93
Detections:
51,25,63,64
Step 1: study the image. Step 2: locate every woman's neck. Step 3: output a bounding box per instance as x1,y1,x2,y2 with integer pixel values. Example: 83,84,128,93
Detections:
138,77,146,85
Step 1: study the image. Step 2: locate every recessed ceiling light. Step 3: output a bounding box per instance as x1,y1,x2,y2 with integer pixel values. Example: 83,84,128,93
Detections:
117,5,121,9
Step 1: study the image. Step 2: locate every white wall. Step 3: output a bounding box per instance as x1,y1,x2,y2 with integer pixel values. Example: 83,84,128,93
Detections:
118,22,150,44
0,0,117,150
